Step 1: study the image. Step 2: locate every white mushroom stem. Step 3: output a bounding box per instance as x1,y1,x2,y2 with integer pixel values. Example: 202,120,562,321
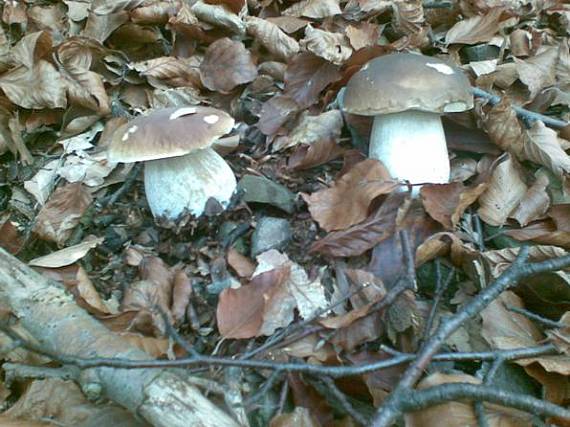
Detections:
369,110,450,195
144,147,236,220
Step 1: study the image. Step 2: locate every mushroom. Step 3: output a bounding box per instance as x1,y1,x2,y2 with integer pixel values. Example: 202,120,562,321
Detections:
343,53,473,194
107,106,237,221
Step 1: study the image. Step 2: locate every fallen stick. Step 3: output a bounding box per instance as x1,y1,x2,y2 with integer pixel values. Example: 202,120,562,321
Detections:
0,248,238,427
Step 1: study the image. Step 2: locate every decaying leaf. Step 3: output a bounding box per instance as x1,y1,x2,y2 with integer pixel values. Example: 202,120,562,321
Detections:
477,155,527,226
283,0,341,19
303,159,397,231
33,183,93,246
200,37,258,93
445,7,504,45
28,236,104,268
246,16,300,62
273,109,343,152
300,25,352,65
310,192,409,257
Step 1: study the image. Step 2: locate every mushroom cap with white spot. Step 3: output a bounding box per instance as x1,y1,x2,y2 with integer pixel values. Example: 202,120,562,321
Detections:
107,106,235,163
343,53,473,116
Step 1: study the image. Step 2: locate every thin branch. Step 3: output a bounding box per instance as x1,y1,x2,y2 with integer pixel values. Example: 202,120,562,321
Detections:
472,87,568,129
0,323,556,376
400,383,570,420
322,376,369,426
506,305,563,329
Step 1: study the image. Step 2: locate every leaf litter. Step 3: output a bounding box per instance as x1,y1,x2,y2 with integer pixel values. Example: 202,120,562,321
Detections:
1,0,570,426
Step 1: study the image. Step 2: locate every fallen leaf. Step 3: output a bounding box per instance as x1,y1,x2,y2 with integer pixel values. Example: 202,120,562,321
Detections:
257,95,300,136
171,270,192,325
28,236,104,268
246,16,300,62
310,192,409,257
283,0,341,18
273,109,343,152
345,23,380,51
477,154,528,226
217,266,294,338
445,7,504,45
300,25,352,65
421,182,487,229
287,137,345,170
227,247,255,278
303,159,397,231
33,183,93,246
270,407,320,427
523,121,570,182
510,173,551,226
284,53,341,109
200,38,257,93
132,56,202,89
515,46,558,99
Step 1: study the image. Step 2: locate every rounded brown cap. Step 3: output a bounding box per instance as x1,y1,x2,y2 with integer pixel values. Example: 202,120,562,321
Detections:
107,106,235,163
343,53,473,116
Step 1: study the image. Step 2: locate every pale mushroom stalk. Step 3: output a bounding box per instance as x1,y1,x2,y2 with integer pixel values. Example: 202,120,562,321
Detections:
144,147,236,219
369,110,449,191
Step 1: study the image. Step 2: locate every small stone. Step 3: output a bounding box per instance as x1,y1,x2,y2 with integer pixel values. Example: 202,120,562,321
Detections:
251,217,292,257
237,175,295,213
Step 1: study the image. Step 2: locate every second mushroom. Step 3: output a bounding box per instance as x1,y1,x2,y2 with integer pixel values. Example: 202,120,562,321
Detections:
106,106,237,222
343,53,474,194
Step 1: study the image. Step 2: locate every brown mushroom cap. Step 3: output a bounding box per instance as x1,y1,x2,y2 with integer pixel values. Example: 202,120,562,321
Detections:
107,106,235,163
343,53,473,116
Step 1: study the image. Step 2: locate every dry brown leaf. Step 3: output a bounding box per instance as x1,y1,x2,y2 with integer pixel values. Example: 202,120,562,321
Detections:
284,53,341,109
92,0,145,14
283,0,341,18
450,157,478,182
266,16,309,34
477,154,527,226
28,236,104,268
191,1,246,35
132,56,202,89
81,11,129,43
227,247,255,278
445,7,504,45
405,372,532,427
270,407,320,427
300,25,352,65
483,97,525,156
257,95,300,136
481,291,543,351
303,159,397,231
510,173,551,226
200,38,257,93
287,137,345,170
421,182,487,229
505,220,570,248
345,23,379,51
523,121,570,181
0,61,67,109
33,183,93,246
246,16,300,62
130,1,181,24
55,40,110,114
3,379,103,426
254,250,328,320
273,109,343,152
204,0,246,15
217,267,294,339
310,192,409,257
0,216,23,255
171,270,192,325
550,205,570,231
514,46,558,99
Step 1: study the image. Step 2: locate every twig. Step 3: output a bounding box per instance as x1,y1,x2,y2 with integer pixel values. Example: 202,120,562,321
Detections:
422,262,454,343
102,163,143,207
0,323,556,376
472,87,568,129
506,305,563,329
245,370,284,407
400,383,570,420
372,247,570,426
322,376,369,426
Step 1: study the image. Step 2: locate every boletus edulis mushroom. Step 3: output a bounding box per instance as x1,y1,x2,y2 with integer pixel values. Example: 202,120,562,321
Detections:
343,53,474,194
107,106,236,222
